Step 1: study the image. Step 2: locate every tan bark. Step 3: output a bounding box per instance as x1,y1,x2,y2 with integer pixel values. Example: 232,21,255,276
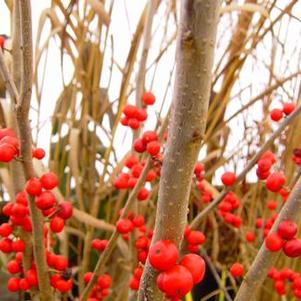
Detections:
138,0,220,299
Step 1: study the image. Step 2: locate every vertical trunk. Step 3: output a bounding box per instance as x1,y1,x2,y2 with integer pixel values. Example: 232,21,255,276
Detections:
138,0,220,300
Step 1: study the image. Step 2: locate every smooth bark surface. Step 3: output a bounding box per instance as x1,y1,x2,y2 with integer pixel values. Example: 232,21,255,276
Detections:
138,1,220,300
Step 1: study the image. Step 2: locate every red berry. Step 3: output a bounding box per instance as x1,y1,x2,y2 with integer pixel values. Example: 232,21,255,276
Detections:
283,102,295,115
40,172,58,190
270,109,283,121
97,274,112,288
124,155,139,169
50,216,65,233
221,172,236,186
137,187,149,201
266,172,286,192
123,104,138,118
230,263,244,277
265,232,284,252
35,191,57,210
180,254,206,284
25,269,38,287
92,239,108,251
132,214,145,227
128,118,140,130
136,109,148,121
186,230,206,245
277,220,298,240
19,278,30,291
0,143,17,162
129,277,140,290
56,279,72,293
283,239,301,257
133,138,146,153
157,265,193,297
7,260,21,274
245,231,255,242
12,239,26,252
0,36,5,48
33,148,45,159
149,240,179,271
0,223,13,237
146,141,160,156
53,255,68,271
267,200,277,210
142,92,156,105
83,272,93,283
58,201,73,220
7,277,20,292
142,131,158,144
25,178,42,196
274,280,286,295
116,218,134,234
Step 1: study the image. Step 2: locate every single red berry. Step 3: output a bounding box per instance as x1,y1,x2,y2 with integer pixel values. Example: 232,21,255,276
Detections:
149,240,179,271
221,172,236,186
123,104,138,118
134,267,143,280
92,239,108,251
58,201,73,220
132,214,145,227
116,218,134,234
83,272,93,283
277,220,298,240
19,278,30,291
245,231,255,242
270,109,283,121
129,277,140,290
146,141,160,156
0,144,16,162
133,138,146,153
25,178,42,196
56,279,72,293
97,274,112,288
7,277,20,292
266,172,286,192
50,216,65,233
274,280,286,295
40,172,58,190
124,155,139,169
53,255,68,271
283,239,301,258
265,232,284,252
136,109,148,121
0,223,13,237
230,263,244,277
180,254,206,284
137,187,149,201
157,265,193,297
142,92,156,105
25,269,38,287
186,230,206,245
32,148,46,159
12,239,26,252
267,200,277,210
283,102,295,115
7,260,21,274
35,191,57,210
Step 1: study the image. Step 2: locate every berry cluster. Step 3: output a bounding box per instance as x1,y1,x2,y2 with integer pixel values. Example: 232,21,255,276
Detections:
120,92,155,130
84,272,112,301
270,102,295,122
148,240,206,300
268,267,301,297
218,192,241,228
0,128,74,294
265,220,301,257
134,130,161,156
184,226,206,253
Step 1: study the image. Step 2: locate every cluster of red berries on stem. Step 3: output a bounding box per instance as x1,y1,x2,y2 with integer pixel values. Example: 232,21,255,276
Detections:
268,267,301,297
120,92,155,130
270,102,295,122
218,192,241,228
84,272,112,301
148,240,206,300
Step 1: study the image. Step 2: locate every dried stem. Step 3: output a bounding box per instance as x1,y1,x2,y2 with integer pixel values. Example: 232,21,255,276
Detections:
138,0,221,300
15,1,53,300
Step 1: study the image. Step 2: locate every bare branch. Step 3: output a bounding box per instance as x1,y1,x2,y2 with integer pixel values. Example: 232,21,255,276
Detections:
138,0,221,299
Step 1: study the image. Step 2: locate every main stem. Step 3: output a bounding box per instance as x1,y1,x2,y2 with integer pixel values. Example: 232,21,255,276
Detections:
138,0,220,300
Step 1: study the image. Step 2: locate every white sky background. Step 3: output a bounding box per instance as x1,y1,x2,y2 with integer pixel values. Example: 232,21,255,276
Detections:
0,1,301,184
